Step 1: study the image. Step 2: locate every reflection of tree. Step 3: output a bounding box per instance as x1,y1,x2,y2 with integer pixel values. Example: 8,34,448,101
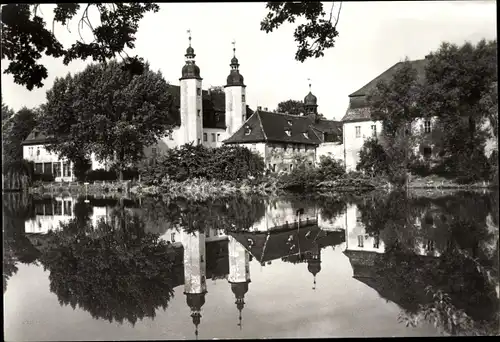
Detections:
355,190,499,335
3,193,38,293
38,209,177,325
139,196,266,234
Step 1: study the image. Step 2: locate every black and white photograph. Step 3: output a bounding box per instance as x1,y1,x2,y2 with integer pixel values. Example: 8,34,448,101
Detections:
2,1,498,339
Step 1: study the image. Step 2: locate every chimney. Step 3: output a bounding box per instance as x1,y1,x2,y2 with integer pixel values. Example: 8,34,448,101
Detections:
257,106,262,111
264,107,268,111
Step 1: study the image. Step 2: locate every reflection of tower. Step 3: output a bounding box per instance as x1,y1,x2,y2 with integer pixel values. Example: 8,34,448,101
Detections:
228,235,251,330
183,230,207,339
307,243,322,290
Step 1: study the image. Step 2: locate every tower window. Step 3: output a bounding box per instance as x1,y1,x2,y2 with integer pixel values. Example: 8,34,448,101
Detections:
371,125,377,137
197,88,201,96
212,133,216,142
355,126,361,138
203,133,207,142
285,128,291,136
244,125,252,135
242,94,245,102
424,120,431,133
197,109,200,117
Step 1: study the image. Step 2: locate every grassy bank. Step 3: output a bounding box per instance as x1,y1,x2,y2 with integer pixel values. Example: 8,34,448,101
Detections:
28,180,132,197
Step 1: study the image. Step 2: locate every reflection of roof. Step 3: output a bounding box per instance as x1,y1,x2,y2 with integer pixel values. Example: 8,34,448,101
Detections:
229,226,344,263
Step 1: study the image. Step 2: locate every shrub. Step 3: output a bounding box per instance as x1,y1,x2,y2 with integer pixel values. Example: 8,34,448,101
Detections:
139,143,265,185
85,169,117,182
32,173,55,182
317,155,345,181
278,162,320,191
357,138,389,177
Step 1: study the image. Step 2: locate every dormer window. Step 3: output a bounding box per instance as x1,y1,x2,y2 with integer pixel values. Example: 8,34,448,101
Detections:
244,125,252,135
287,120,292,126
285,128,291,136
303,132,309,139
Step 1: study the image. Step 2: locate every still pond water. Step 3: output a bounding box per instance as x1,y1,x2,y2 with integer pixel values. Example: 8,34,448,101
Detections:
3,190,499,339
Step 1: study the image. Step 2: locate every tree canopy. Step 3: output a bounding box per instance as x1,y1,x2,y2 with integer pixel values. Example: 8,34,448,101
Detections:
2,106,39,166
38,59,175,179
276,99,305,115
1,3,159,90
261,1,342,62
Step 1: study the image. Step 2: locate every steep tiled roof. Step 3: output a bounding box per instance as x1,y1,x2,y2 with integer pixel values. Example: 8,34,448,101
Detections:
224,110,323,145
21,129,54,145
342,59,428,123
349,59,428,97
311,118,343,142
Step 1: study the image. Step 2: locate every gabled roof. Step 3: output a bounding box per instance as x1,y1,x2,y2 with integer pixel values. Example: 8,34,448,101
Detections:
21,129,54,146
342,58,428,123
224,110,323,145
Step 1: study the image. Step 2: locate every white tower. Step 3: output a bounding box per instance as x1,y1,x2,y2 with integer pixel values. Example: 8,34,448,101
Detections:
180,30,203,146
183,229,207,338
227,235,251,330
224,41,246,138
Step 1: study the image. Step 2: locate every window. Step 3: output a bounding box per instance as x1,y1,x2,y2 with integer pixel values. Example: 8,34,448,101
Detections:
287,120,292,126
252,143,256,150
285,128,291,136
171,233,176,242
424,120,431,133
357,235,364,248
63,162,71,177
197,109,200,117
197,138,201,145
53,163,61,178
203,133,207,142
54,202,63,216
45,202,53,216
272,164,276,172
35,163,43,174
244,125,252,135
374,235,380,249
355,126,361,138
423,146,432,159
197,88,201,96
168,132,174,140
290,164,293,171
424,215,434,225
36,147,40,156
371,125,377,137
217,133,220,142
242,94,245,102
35,203,44,215
43,162,52,175
29,147,34,157
308,162,312,167
212,133,216,142
63,201,72,216
303,132,309,139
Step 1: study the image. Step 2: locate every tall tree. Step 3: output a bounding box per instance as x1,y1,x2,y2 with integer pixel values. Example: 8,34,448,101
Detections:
1,99,15,123
261,1,342,62
39,60,175,180
2,106,39,166
421,39,497,182
276,99,305,115
367,59,423,186
1,3,159,90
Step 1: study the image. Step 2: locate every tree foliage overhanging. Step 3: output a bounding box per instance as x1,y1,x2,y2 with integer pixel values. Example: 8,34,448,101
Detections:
1,3,160,90
38,59,175,180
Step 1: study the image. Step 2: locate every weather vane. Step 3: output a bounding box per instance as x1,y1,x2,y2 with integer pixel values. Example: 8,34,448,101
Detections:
307,78,312,91
187,29,192,46
232,39,236,56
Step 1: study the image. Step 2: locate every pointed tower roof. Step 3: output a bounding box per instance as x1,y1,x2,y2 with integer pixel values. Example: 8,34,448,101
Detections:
181,29,201,80
231,282,249,330
304,81,317,106
226,40,245,87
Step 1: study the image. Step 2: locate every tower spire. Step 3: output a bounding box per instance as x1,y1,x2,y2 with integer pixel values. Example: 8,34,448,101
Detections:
232,39,236,57
188,29,192,47
308,78,312,92
313,275,316,290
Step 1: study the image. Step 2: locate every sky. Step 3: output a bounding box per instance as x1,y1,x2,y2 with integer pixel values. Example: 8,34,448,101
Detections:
1,1,497,121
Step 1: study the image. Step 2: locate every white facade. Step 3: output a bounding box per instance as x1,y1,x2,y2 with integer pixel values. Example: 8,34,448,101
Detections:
343,203,385,253
343,120,384,172
316,142,344,165
23,144,75,182
249,200,318,232
202,128,226,148
225,85,246,138
318,210,346,231
180,78,204,146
